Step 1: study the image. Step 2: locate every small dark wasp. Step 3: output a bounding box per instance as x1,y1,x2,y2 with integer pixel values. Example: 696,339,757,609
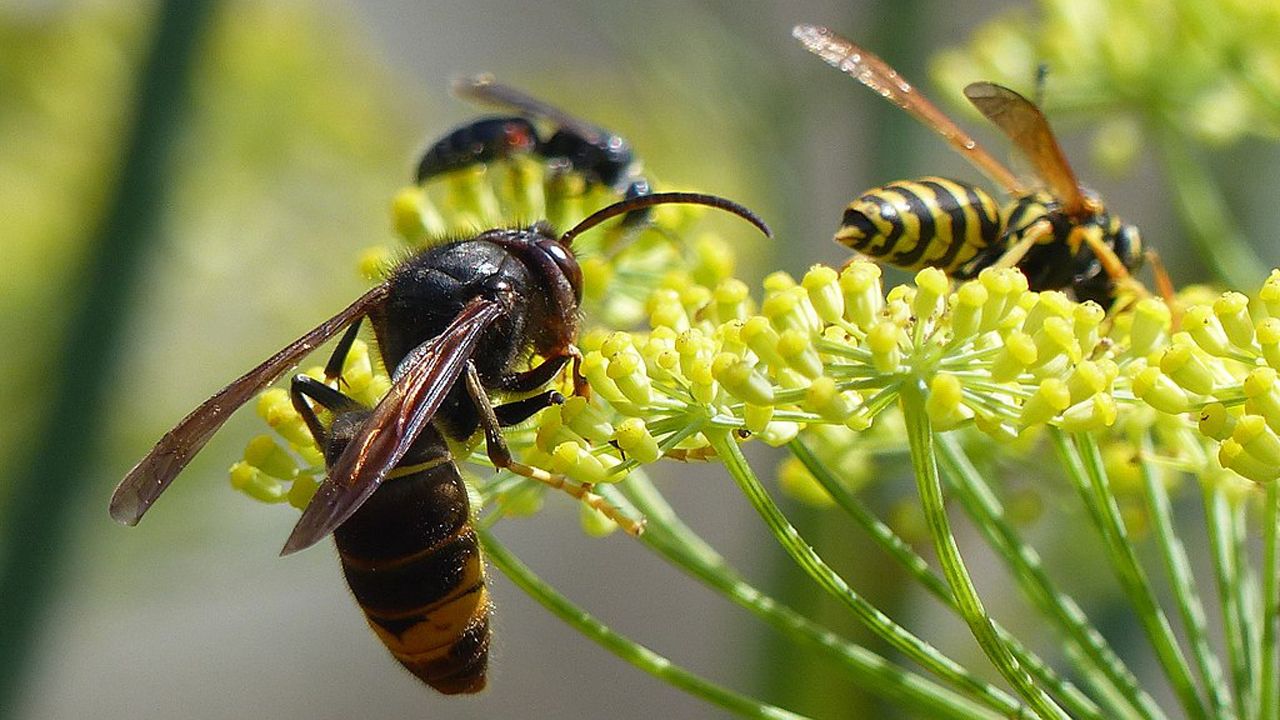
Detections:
794,25,1172,309
417,75,652,220
110,189,769,693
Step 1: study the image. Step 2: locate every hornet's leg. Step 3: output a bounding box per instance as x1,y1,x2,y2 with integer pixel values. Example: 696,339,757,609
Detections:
323,318,364,386
289,375,363,447
464,361,642,535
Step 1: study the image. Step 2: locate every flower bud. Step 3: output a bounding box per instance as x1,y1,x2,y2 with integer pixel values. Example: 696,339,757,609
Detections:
579,501,620,537
560,395,615,443
867,322,902,373
777,329,824,379
1073,302,1105,353
839,261,883,330
580,351,626,403
777,457,835,507
1214,292,1255,349
1129,298,1172,356
712,354,775,406
692,234,735,287
229,461,287,503
1258,317,1280,369
614,418,661,465
1132,367,1191,415
714,278,752,323
243,435,298,480
1022,291,1072,336
287,473,319,510
1232,415,1280,466
1159,343,1216,395
743,403,774,434
913,267,949,321
1060,394,1118,433
926,373,973,430
990,331,1037,382
1243,367,1280,434
1259,269,1280,319
1218,439,1280,484
950,281,988,340
1198,403,1235,441
804,376,861,424
1020,378,1071,427
740,315,785,368
978,267,1026,332
606,351,654,406
802,265,845,324
1183,305,1232,357
551,441,610,485
1067,361,1109,404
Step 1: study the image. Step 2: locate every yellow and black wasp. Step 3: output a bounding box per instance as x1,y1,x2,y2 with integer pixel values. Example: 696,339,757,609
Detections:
794,24,1169,309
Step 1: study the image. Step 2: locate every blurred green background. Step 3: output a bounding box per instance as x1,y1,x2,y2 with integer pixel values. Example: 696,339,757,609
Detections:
2,1,1277,718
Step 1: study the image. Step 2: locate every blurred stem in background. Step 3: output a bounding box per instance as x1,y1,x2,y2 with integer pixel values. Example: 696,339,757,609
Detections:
1157,128,1262,290
0,2,217,717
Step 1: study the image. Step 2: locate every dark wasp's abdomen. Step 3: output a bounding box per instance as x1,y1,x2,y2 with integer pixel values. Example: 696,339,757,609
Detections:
332,454,490,694
415,116,538,184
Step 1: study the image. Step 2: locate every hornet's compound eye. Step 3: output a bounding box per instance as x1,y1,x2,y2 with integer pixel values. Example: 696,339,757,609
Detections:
543,240,583,302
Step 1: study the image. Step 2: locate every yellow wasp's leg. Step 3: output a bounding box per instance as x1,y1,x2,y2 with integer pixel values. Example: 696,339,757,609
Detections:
992,218,1053,271
1074,227,1153,301
1145,249,1177,307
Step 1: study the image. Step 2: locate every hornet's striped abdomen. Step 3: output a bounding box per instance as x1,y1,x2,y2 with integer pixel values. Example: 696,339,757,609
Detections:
333,452,490,695
835,177,1002,276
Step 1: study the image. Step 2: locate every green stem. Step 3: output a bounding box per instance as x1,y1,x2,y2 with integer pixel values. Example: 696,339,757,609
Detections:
478,529,809,720
1137,437,1235,720
0,4,217,718
1156,125,1263,288
615,476,1002,720
936,433,1165,720
1232,497,1261,717
788,439,1103,720
1203,482,1253,716
704,429,1034,719
1053,430,1211,720
1259,481,1278,720
900,383,1069,720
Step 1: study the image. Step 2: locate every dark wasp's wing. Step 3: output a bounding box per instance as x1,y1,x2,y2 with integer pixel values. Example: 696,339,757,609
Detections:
109,284,391,526
280,297,504,555
964,82,1089,218
453,74,609,145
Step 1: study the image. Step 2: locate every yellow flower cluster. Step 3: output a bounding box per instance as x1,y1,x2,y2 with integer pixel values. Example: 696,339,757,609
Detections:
231,152,1278,534
532,261,1280,499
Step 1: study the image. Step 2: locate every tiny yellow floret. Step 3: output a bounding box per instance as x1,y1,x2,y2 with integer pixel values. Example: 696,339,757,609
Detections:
1132,367,1191,415
1020,378,1072,427
1213,292,1255,349
802,265,845,323
614,418,661,464
1129,299,1172,356
1198,403,1235,441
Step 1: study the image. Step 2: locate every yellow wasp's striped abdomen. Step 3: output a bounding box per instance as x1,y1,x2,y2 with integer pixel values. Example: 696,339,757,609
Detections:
835,177,1002,277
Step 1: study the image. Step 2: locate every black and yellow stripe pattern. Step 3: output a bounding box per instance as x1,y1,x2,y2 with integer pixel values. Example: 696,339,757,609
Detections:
333,451,490,694
835,176,1001,275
